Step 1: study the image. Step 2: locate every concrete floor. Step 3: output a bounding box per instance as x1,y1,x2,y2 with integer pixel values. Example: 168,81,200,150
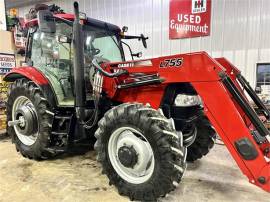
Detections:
0,135,269,202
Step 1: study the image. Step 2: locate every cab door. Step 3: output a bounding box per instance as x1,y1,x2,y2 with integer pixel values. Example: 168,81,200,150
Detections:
30,21,74,106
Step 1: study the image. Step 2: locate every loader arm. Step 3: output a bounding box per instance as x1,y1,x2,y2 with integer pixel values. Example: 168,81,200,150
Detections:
216,57,270,119
192,78,270,192
103,51,270,192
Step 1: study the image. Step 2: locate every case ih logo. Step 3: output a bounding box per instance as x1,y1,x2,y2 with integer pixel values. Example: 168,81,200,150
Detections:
192,0,207,14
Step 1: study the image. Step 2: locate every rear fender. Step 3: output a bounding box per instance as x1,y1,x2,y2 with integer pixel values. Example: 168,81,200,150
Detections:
4,67,57,107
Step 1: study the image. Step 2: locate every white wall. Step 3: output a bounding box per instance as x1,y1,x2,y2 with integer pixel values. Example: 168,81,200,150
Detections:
0,0,7,30
18,0,270,87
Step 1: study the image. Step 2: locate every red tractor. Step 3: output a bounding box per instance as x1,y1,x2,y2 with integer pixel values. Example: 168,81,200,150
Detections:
4,2,270,201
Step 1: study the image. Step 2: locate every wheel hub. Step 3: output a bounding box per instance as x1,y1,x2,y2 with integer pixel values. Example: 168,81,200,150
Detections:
15,105,38,136
118,145,138,168
108,127,155,184
11,96,39,146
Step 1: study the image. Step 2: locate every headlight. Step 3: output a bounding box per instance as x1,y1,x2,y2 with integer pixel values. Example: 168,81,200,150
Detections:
174,94,202,107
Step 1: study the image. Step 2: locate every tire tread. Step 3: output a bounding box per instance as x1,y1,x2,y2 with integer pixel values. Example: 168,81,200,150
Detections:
95,103,187,201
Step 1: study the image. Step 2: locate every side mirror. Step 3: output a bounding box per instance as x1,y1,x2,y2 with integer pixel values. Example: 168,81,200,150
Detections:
140,34,148,49
37,10,56,33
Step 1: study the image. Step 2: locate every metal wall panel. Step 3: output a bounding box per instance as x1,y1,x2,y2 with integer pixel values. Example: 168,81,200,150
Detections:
0,0,7,30
18,0,270,87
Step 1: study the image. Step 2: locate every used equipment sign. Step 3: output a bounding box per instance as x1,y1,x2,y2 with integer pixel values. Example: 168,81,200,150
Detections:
169,0,211,39
0,53,15,75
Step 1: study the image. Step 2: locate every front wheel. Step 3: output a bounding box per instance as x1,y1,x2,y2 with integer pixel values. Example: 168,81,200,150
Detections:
94,103,187,201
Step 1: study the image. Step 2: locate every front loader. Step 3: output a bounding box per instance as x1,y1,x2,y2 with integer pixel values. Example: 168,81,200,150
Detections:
3,2,270,201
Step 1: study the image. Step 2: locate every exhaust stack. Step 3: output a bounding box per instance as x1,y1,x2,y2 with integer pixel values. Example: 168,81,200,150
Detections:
73,2,86,121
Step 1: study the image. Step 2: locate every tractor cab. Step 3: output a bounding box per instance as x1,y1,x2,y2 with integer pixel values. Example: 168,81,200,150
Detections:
25,12,124,106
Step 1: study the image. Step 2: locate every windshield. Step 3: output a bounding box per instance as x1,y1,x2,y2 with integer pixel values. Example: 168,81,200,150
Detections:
83,26,124,64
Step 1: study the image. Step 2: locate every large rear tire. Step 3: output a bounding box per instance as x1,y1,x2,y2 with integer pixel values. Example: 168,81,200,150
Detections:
94,103,187,201
186,117,216,162
6,79,54,160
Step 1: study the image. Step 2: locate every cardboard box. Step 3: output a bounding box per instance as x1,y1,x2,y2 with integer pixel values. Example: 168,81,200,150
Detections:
0,31,15,54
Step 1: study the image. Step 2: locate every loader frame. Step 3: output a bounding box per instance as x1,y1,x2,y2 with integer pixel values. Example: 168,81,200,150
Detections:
99,52,270,192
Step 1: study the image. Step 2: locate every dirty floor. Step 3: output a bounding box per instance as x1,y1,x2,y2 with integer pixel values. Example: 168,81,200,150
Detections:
0,136,269,202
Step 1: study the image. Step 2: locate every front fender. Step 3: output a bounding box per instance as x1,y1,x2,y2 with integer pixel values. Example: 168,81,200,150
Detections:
4,67,57,107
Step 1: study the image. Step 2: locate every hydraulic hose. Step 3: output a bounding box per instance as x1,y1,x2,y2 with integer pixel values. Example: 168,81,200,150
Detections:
92,58,128,78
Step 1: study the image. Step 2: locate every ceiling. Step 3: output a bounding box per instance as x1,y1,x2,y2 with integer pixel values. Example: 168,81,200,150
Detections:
5,0,52,9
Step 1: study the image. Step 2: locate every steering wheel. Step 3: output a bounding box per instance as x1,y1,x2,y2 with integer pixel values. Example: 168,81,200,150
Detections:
84,47,101,65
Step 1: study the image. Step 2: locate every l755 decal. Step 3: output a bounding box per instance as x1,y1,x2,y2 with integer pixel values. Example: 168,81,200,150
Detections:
160,58,183,68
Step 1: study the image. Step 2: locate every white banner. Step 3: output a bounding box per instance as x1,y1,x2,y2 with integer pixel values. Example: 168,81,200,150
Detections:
0,0,7,31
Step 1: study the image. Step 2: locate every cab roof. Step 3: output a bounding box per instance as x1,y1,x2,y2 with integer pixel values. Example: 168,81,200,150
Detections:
25,13,121,33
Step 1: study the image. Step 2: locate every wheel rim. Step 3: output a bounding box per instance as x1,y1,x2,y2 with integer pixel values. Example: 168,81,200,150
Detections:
12,96,39,146
108,127,155,184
